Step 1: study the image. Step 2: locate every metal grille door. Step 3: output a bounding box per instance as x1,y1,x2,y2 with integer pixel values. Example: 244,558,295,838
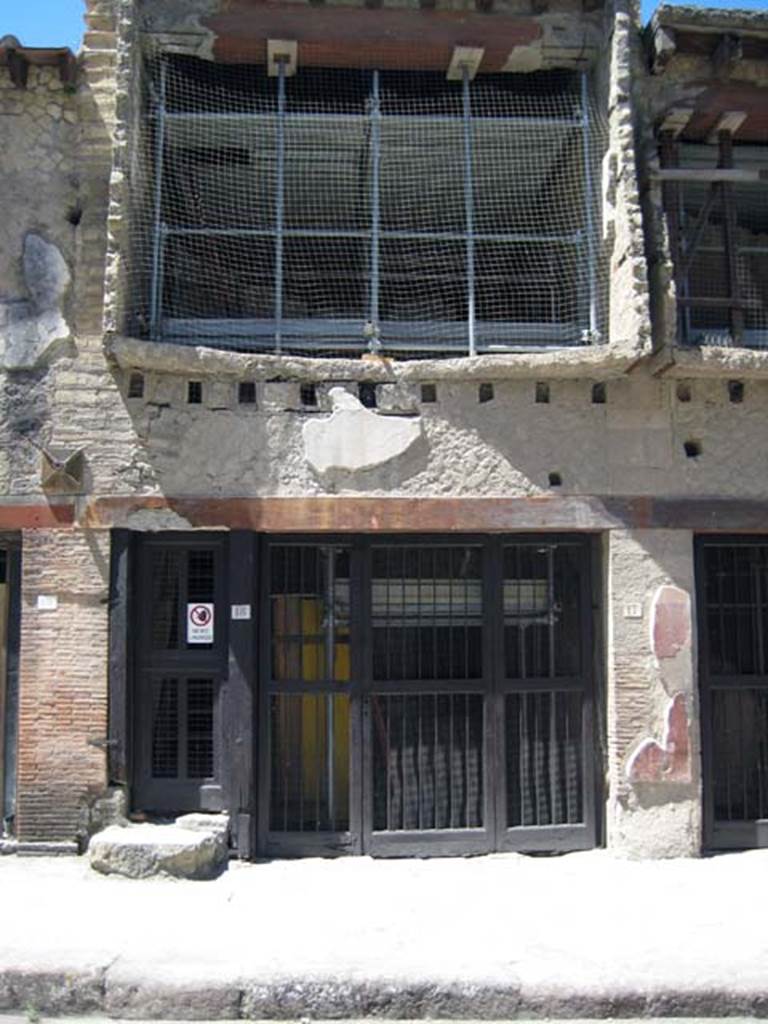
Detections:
698,540,768,848
261,535,597,857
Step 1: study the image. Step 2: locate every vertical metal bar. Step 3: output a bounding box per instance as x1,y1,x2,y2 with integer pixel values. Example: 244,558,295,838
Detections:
370,69,381,340
581,72,597,341
549,692,558,825
149,60,168,341
718,130,744,344
547,546,556,679
325,548,336,829
274,58,287,354
463,66,476,358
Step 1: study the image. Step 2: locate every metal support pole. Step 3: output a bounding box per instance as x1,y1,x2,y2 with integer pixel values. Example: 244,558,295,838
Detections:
581,73,598,342
275,58,287,354
463,66,476,357
718,130,744,345
149,60,167,341
369,70,382,348
325,549,336,829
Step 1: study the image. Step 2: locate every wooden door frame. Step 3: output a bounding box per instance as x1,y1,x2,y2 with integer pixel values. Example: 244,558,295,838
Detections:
256,533,601,858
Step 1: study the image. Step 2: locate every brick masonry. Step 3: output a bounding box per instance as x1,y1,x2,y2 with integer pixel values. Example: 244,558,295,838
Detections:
16,529,110,842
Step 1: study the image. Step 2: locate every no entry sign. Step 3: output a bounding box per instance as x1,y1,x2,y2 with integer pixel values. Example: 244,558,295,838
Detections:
187,602,214,644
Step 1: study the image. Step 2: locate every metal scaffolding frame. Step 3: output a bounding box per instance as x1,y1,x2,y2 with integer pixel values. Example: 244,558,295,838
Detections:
146,60,603,356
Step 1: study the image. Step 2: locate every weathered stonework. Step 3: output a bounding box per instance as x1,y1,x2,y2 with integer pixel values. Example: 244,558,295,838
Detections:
1,0,766,858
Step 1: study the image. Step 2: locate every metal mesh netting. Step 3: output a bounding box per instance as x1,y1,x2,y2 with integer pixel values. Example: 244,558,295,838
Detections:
674,144,768,348
125,54,608,358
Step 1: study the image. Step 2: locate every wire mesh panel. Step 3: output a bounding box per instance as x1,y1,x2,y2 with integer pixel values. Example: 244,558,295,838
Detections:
671,145,768,348
126,54,607,356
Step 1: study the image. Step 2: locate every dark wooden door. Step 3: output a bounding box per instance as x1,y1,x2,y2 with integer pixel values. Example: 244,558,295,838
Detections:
133,534,228,814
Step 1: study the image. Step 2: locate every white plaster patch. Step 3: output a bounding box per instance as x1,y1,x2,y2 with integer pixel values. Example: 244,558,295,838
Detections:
303,387,422,475
0,233,71,370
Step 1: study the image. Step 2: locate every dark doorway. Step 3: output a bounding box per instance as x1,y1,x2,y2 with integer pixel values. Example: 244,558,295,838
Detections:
698,539,768,849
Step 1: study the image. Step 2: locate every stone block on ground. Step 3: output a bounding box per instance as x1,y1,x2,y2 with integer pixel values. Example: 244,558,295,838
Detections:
88,823,227,880
175,812,230,837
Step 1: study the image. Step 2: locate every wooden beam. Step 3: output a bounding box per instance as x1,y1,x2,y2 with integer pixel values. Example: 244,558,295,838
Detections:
78,494,768,535
224,532,256,859
651,167,768,183
107,531,132,788
446,45,484,81
267,38,298,77
658,107,693,137
706,110,747,144
6,48,29,89
0,503,74,529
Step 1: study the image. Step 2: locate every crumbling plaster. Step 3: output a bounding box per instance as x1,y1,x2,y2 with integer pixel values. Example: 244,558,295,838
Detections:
606,528,701,858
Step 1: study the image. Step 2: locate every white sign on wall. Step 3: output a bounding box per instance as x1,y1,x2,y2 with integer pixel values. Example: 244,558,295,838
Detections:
187,602,214,644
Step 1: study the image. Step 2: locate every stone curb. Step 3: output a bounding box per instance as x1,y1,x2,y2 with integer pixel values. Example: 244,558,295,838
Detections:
3,968,768,1020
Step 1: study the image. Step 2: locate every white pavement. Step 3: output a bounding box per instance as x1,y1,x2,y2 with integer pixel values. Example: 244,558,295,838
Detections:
2,850,768,1019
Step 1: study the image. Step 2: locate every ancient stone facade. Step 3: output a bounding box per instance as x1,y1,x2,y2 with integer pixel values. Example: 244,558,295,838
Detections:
1,0,767,857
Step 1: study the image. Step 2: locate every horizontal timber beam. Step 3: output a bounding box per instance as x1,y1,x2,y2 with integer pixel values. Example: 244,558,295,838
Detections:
74,496,768,534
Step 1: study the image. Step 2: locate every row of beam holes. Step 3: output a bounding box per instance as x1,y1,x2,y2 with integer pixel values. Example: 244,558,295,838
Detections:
132,373,742,465
677,380,744,404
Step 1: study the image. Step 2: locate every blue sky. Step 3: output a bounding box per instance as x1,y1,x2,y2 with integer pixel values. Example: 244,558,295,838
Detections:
1,0,765,51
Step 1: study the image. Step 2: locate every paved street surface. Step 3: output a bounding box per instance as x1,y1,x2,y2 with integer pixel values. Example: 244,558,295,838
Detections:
1,850,768,1018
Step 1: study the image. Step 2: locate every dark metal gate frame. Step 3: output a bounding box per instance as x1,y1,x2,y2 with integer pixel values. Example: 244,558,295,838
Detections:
257,533,599,858
696,535,768,850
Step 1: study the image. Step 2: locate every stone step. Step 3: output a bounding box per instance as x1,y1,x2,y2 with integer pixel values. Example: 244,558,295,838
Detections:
88,822,228,880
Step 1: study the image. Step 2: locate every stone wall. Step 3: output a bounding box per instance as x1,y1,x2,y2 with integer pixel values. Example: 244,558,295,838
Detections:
1,0,764,855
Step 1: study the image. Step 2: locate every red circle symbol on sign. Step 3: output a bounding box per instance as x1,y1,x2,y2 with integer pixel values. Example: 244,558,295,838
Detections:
190,605,212,627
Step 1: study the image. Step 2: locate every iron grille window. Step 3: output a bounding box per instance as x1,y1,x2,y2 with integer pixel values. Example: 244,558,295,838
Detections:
661,138,768,348
150,676,216,782
134,57,607,357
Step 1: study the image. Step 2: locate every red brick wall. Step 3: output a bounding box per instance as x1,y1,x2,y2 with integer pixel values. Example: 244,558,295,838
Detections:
15,528,110,842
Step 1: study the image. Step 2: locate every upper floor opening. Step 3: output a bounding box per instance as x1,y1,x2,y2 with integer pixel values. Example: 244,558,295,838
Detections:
650,5,768,352
124,50,608,359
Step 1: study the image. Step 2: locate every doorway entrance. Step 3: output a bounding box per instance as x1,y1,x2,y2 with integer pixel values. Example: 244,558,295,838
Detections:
698,538,768,849
259,536,598,857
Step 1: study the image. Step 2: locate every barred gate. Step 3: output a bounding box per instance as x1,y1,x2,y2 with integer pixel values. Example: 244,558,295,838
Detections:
261,535,597,857
698,539,768,849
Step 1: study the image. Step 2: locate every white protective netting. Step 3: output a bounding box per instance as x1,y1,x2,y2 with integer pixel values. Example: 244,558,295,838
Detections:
673,144,768,349
124,53,608,358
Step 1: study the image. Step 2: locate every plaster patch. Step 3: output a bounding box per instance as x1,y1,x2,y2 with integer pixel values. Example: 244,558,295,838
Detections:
626,692,691,784
303,387,422,475
0,233,71,370
652,584,691,660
